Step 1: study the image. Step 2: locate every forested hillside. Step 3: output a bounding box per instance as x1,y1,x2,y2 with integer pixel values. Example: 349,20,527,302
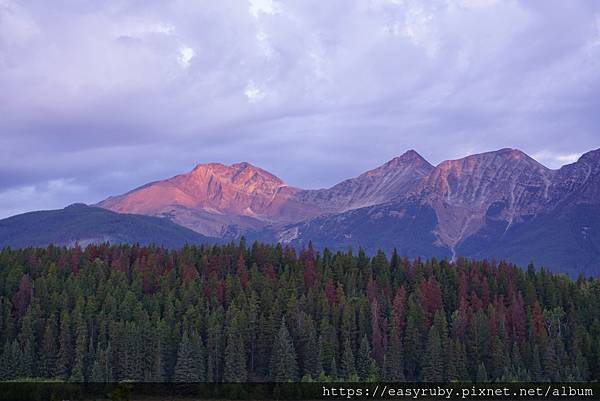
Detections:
0,241,599,382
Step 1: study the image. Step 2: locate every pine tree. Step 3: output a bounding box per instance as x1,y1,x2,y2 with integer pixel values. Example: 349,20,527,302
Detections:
490,336,506,380
18,305,37,378
384,324,405,381
269,318,298,382
191,330,206,382
40,314,58,378
224,331,247,381
0,341,17,380
206,307,224,382
90,345,107,382
356,335,374,381
174,331,201,382
476,362,489,382
70,306,88,381
404,294,423,380
340,339,356,380
303,323,321,379
542,338,558,381
531,345,543,381
153,319,170,381
422,325,444,381
329,357,338,381
55,310,73,379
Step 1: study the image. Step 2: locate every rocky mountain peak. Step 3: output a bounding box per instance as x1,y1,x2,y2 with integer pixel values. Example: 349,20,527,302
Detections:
364,149,433,175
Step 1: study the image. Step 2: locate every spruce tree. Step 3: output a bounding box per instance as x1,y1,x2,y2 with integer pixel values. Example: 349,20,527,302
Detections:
174,330,200,382
269,318,298,382
303,325,321,379
531,345,543,381
329,357,338,381
422,325,444,381
340,339,356,380
19,306,36,378
0,341,17,380
476,362,489,382
404,294,423,379
490,336,506,380
191,330,206,382
40,315,58,378
70,308,88,381
356,335,373,380
384,324,405,381
55,310,73,380
224,332,247,381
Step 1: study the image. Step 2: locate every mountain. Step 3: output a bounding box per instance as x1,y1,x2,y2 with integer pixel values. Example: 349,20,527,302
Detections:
97,162,317,237
0,203,217,248
95,147,600,276
292,150,433,212
265,148,600,276
97,151,435,237
419,148,554,258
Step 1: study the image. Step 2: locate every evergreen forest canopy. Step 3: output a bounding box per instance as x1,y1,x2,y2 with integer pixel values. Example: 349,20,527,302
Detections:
1,241,600,383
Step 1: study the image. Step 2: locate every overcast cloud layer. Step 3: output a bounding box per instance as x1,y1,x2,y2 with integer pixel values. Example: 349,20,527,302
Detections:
1,0,599,218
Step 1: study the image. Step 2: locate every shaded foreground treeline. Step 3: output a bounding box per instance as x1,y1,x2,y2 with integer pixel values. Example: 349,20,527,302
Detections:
0,241,599,383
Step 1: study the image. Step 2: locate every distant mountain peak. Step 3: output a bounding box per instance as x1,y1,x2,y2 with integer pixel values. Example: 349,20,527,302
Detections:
387,149,430,165
397,149,422,160
434,148,548,173
364,150,432,177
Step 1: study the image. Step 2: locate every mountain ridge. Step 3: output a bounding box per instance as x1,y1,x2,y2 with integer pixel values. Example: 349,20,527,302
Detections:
0,203,219,249
7,146,594,276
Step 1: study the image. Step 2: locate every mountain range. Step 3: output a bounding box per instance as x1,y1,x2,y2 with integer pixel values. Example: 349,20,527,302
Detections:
2,147,599,276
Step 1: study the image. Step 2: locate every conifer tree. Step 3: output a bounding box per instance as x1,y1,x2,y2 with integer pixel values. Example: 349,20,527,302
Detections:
174,330,200,382
329,357,338,381
384,324,405,381
55,310,73,379
302,323,321,379
70,307,88,381
422,325,444,381
356,335,374,381
191,330,206,382
340,339,356,380
531,345,543,381
269,318,298,382
404,294,423,379
0,341,16,380
224,331,247,381
476,363,489,382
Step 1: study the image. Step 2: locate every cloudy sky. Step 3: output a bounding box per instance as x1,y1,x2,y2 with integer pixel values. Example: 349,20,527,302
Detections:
1,0,599,218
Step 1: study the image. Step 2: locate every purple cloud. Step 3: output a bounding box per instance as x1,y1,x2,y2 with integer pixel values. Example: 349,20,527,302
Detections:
1,0,599,218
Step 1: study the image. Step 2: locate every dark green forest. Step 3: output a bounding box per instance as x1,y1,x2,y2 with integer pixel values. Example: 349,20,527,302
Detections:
1,240,600,383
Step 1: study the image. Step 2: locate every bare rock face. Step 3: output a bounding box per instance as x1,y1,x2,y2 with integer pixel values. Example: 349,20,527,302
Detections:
97,162,305,236
418,148,554,257
549,148,600,206
293,150,434,212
